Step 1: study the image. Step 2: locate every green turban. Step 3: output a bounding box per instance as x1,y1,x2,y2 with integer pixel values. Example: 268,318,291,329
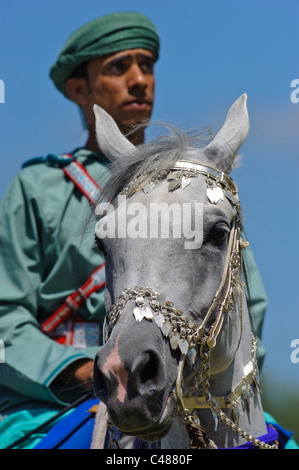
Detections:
50,11,160,98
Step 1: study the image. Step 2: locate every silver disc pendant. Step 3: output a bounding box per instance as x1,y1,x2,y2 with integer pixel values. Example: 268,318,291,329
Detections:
133,307,144,322
161,322,171,337
153,312,165,328
207,186,224,204
134,295,144,322
187,348,197,365
168,178,182,192
181,176,191,189
133,306,153,322
170,333,180,350
142,306,154,320
178,338,188,355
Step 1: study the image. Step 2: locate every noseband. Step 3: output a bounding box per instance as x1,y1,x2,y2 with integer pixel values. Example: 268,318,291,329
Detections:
102,160,277,449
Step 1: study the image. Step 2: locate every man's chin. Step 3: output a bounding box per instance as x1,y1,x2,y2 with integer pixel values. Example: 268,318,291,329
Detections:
117,115,152,142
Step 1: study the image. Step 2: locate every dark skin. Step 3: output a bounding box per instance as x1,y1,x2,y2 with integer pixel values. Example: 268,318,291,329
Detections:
66,48,156,147
52,48,156,393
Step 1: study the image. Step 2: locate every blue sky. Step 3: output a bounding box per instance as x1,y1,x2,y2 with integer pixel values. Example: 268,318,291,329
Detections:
0,0,298,396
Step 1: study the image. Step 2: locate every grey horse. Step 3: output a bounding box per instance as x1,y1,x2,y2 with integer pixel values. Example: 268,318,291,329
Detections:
91,95,276,449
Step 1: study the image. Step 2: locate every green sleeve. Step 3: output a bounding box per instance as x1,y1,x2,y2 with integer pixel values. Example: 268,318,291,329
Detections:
0,174,98,406
242,235,267,369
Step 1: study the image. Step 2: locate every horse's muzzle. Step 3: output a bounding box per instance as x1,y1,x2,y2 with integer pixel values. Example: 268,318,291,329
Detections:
93,322,179,438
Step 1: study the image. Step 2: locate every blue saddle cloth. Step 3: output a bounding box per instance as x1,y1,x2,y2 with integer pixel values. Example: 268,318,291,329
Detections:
34,398,98,449
34,398,297,449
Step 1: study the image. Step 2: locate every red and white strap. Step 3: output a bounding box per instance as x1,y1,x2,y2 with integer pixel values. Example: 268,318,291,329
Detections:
62,155,102,205
41,264,105,334
42,154,106,336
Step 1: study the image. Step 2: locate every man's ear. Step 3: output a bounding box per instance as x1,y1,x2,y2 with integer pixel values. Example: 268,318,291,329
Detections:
65,78,91,106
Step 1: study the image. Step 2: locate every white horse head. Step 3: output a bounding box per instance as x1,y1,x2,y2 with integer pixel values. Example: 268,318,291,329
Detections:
92,95,271,449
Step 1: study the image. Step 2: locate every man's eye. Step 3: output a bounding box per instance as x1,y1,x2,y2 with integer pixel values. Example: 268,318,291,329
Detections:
140,61,154,74
107,61,127,74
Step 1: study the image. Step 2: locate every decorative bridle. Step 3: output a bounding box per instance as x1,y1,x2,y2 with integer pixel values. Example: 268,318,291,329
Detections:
102,160,277,449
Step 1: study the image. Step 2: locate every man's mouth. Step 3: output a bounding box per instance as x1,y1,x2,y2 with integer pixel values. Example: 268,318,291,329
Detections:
124,99,151,110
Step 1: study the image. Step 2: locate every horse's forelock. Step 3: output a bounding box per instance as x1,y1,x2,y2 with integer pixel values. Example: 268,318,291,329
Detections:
99,122,214,203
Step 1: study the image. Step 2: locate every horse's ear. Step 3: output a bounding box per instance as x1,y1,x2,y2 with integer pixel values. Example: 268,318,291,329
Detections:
203,93,249,174
93,104,136,164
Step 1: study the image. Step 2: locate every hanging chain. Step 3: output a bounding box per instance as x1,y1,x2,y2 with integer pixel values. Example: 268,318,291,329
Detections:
210,404,278,449
178,336,278,449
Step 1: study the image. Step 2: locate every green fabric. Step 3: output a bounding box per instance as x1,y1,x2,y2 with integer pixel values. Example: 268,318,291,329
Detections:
0,148,108,413
242,240,267,369
0,405,73,449
264,411,299,449
50,11,160,98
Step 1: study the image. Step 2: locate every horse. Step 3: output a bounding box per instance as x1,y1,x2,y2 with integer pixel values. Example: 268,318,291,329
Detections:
91,94,279,450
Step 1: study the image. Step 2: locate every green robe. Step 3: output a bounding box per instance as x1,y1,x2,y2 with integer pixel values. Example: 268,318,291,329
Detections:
0,149,109,418
0,148,267,448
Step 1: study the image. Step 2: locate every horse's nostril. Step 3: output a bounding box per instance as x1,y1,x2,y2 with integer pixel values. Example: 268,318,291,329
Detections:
140,353,158,384
93,365,109,402
132,350,164,394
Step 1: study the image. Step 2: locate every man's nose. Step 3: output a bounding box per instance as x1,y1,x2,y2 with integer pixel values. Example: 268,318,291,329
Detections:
127,64,147,89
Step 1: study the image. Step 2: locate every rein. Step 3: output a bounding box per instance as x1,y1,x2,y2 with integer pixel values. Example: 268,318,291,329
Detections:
102,160,277,449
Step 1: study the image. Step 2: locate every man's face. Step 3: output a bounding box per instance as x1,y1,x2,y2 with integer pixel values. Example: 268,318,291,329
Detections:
85,48,155,135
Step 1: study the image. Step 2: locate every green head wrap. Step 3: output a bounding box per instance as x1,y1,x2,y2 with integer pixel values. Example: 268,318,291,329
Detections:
50,11,160,98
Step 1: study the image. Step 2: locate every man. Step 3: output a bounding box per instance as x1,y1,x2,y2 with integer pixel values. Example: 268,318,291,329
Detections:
0,11,268,449
0,12,160,449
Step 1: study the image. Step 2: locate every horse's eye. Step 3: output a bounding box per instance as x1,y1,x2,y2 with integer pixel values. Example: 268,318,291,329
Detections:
95,235,106,254
208,224,230,245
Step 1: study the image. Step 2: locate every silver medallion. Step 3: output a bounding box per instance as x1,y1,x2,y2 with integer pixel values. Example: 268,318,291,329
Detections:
181,176,191,189
168,178,182,192
133,306,153,322
133,307,144,322
161,322,171,337
170,333,180,350
187,348,197,365
178,338,188,355
207,186,224,204
153,312,165,328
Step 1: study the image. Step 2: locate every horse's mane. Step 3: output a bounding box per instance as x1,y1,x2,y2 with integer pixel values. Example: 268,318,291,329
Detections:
99,123,214,203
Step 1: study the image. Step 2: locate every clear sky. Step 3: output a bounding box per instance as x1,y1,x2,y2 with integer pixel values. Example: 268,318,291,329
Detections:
0,0,298,395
